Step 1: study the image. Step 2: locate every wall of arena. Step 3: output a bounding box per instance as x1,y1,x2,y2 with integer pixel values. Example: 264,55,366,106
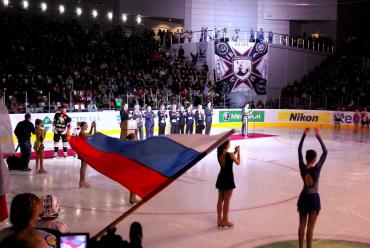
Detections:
9,109,357,142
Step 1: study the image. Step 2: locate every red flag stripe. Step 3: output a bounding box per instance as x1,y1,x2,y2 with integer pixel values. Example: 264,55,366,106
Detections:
70,137,168,198
0,195,8,222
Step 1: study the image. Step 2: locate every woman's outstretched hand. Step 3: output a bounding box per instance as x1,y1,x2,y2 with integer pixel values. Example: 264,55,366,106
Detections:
314,127,320,136
234,146,240,153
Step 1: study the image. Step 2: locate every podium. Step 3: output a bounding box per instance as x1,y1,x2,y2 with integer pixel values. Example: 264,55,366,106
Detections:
120,120,137,140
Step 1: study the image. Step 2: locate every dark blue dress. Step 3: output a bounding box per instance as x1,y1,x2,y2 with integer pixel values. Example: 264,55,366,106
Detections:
216,153,236,190
297,133,328,214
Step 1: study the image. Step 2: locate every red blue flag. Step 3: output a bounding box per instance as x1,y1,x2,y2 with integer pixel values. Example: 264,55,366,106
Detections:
69,131,233,198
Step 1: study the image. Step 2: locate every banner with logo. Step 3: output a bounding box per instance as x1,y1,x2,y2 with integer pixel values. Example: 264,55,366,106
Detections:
219,110,265,123
278,111,331,123
215,41,268,96
194,42,208,66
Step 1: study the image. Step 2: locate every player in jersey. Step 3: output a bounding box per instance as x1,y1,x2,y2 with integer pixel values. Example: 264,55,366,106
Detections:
52,106,71,158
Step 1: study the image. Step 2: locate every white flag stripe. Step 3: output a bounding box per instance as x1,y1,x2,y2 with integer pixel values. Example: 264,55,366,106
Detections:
166,131,233,153
0,99,14,154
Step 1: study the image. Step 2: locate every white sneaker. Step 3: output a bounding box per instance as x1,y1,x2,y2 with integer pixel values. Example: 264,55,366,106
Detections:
53,152,58,159
63,152,67,158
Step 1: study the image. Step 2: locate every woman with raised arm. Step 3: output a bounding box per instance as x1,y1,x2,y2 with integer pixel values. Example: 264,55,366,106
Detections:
297,128,328,248
216,140,240,228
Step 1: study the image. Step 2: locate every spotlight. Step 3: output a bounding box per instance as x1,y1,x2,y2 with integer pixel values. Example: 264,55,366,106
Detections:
41,2,47,12
3,0,9,7
59,5,65,14
107,11,113,21
136,15,142,24
121,14,127,22
76,7,82,16
92,9,98,18
22,0,28,9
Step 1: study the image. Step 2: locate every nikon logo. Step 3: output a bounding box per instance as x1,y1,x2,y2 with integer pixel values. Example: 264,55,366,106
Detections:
289,113,319,122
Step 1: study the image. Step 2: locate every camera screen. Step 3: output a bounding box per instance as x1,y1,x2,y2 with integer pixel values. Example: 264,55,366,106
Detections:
59,234,88,248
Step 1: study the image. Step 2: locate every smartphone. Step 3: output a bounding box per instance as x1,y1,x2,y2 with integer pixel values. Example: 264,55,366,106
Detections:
58,233,89,248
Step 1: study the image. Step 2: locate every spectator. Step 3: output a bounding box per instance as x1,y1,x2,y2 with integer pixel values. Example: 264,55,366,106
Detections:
178,46,184,60
14,113,35,171
36,195,69,234
249,28,255,42
129,222,143,248
0,229,48,248
0,193,56,247
87,101,98,112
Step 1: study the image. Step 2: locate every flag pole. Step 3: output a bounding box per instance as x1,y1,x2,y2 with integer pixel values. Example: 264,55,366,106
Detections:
93,129,235,239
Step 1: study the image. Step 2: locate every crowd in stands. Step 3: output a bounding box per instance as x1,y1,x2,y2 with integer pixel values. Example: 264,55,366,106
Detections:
0,12,219,113
281,54,370,110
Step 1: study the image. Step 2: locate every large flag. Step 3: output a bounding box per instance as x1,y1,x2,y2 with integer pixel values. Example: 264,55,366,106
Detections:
0,99,14,154
69,130,234,198
0,99,11,221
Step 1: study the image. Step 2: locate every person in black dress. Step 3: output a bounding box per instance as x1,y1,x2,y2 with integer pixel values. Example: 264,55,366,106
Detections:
216,140,240,228
297,128,327,248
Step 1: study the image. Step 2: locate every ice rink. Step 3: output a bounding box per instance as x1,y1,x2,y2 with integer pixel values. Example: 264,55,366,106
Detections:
2,127,370,247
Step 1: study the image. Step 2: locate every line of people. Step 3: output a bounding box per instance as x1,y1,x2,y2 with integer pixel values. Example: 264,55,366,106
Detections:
120,101,214,140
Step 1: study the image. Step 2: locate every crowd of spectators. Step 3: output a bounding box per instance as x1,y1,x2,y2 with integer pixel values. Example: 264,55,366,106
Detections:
281,54,370,110
0,12,219,113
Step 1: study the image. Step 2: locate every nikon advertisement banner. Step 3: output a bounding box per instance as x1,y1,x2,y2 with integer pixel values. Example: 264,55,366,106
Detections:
219,110,265,123
278,111,331,123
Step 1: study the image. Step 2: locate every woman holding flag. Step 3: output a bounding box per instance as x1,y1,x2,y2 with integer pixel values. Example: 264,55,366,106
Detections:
0,94,12,222
78,121,97,188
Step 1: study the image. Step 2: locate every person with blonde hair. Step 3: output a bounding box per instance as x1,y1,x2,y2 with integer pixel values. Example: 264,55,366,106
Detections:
34,119,46,173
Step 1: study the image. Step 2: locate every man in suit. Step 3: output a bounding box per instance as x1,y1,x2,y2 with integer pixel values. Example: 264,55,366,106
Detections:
14,113,35,171
242,103,252,136
178,105,186,134
157,105,167,135
132,104,144,140
120,103,130,140
169,104,180,134
204,101,214,135
186,104,194,134
195,105,205,134
144,106,156,138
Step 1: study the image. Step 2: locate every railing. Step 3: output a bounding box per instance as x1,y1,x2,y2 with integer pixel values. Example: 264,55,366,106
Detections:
4,90,366,113
169,30,334,53
2,90,229,113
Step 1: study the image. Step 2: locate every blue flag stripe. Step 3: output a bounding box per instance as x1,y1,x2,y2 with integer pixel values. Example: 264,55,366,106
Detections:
85,133,201,178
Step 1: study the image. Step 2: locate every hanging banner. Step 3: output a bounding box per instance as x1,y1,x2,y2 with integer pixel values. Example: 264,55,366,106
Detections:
191,42,208,66
215,41,268,95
